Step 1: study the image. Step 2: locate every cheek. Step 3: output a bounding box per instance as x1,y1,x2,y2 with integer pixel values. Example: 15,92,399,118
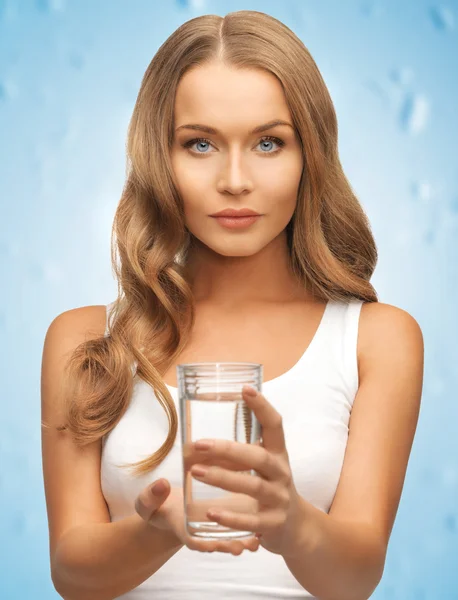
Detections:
182,195,210,234
265,173,301,219
177,163,211,198
171,168,210,220
170,149,210,195
260,157,303,204
268,196,298,232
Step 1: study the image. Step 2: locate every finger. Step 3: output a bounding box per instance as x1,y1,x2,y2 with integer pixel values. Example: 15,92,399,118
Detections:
207,506,285,534
186,533,258,555
134,479,169,523
242,535,261,552
217,535,259,555
192,438,287,482
185,444,256,474
191,464,286,507
186,536,230,554
242,386,287,454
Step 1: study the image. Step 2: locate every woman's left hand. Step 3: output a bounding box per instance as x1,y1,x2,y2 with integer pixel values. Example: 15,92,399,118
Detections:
189,385,303,556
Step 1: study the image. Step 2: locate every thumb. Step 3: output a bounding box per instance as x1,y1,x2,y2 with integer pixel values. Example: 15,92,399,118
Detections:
135,478,170,523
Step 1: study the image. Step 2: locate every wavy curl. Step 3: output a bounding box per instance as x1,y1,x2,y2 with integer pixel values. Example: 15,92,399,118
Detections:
42,10,378,477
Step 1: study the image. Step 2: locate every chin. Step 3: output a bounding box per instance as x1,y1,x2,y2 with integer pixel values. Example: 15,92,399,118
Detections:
215,248,260,257
203,238,265,258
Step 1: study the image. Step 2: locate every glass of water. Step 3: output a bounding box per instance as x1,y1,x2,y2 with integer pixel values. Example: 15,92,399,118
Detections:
177,362,263,540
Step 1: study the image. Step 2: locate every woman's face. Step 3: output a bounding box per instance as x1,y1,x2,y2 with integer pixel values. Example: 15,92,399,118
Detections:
170,61,303,258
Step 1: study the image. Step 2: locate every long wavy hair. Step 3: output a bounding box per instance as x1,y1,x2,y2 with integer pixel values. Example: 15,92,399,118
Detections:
43,10,378,477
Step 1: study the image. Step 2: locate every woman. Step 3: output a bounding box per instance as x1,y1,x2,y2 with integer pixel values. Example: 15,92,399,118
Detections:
41,10,424,600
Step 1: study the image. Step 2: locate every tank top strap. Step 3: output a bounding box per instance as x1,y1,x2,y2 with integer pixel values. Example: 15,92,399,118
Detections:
342,299,364,397
313,298,363,401
104,301,115,338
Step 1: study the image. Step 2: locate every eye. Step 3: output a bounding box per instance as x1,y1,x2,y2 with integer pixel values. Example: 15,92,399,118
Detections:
182,135,285,156
257,136,285,154
183,137,214,155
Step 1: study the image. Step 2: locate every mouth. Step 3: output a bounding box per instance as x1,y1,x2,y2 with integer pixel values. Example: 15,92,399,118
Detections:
210,214,262,230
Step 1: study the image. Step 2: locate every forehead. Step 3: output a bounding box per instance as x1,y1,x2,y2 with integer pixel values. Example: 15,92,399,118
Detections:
173,62,291,128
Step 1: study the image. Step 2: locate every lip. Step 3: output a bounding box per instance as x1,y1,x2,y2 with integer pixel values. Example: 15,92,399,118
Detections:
210,208,261,217
211,215,262,229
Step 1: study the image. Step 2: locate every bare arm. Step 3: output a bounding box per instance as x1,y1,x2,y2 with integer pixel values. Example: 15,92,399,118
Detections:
41,306,185,600
282,501,385,600
281,304,424,600
52,514,183,600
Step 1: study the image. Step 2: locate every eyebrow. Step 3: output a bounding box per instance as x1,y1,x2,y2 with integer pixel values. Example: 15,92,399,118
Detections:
174,119,294,135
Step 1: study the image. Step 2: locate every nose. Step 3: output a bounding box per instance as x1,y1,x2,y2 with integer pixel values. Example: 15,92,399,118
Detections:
216,149,253,195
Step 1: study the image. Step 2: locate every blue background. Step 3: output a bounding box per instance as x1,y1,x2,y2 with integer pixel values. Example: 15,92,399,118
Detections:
1,0,457,598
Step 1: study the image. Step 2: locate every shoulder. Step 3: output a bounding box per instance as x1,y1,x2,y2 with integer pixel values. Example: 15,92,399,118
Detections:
44,304,108,356
358,301,424,380
42,305,108,421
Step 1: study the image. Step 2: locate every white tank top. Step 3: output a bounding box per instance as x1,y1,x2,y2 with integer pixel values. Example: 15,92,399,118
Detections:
101,298,363,599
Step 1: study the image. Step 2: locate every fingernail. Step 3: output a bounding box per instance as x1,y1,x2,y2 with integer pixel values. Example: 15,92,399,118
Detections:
243,385,257,397
191,465,208,477
207,509,221,519
195,439,214,450
152,480,166,496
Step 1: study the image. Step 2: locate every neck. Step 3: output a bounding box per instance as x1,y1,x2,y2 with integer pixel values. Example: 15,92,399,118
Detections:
182,231,313,308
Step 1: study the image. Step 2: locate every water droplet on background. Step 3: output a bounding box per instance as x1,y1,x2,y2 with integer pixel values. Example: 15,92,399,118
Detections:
430,5,455,31
399,93,430,134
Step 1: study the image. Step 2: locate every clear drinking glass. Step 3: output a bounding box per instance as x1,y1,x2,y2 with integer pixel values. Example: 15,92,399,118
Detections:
178,362,263,540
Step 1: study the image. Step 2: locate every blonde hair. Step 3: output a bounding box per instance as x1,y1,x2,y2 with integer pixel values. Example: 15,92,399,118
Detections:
43,10,378,477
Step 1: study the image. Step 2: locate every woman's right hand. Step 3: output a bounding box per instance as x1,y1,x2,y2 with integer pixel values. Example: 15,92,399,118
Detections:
134,478,261,556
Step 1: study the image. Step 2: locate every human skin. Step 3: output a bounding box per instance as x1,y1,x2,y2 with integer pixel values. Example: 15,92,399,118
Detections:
170,59,309,309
